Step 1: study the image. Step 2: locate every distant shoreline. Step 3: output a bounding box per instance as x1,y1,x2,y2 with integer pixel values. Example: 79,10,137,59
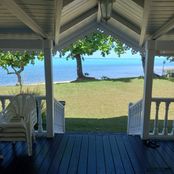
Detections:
0,80,73,87
0,57,173,86
0,76,144,87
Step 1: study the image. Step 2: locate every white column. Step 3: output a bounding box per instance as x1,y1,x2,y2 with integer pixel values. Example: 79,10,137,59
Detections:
141,40,156,139
43,39,54,138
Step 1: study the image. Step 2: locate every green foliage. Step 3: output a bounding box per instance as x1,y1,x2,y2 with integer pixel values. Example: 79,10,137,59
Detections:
60,31,128,58
167,56,174,62
0,50,44,90
0,51,43,73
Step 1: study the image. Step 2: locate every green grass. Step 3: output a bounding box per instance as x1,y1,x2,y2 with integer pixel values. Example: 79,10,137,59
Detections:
0,77,174,132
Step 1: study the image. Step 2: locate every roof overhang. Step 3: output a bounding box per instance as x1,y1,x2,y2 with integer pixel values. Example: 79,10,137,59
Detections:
0,0,174,56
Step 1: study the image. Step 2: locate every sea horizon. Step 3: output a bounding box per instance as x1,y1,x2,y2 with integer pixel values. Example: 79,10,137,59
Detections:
0,57,173,86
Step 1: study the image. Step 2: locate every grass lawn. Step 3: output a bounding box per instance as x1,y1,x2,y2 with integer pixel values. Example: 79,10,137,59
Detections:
0,77,173,132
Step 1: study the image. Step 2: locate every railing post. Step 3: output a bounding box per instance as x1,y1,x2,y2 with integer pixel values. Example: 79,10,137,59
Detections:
127,102,133,134
141,40,156,139
171,118,174,135
153,101,160,135
162,102,170,135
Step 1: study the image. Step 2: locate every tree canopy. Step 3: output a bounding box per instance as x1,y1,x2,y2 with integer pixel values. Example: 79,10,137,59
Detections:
60,31,129,80
61,32,128,58
0,50,43,90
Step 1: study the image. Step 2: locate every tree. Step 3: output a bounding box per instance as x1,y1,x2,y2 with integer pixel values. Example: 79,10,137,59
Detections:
0,51,43,91
60,31,128,80
167,56,174,62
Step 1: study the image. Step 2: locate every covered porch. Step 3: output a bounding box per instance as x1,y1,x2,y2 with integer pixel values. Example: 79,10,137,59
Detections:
0,0,173,139
0,0,174,173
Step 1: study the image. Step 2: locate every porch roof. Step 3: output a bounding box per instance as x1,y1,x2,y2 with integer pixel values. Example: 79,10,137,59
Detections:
0,0,174,55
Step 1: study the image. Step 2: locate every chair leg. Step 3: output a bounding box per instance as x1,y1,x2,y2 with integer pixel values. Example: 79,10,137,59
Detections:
26,131,32,156
0,154,3,160
32,130,36,143
27,140,32,156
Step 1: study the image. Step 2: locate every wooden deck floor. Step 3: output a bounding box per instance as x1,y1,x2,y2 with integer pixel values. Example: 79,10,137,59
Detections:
0,133,174,174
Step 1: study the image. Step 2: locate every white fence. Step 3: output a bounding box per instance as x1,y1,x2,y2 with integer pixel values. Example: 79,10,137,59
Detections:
127,99,143,135
128,97,174,139
0,95,65,136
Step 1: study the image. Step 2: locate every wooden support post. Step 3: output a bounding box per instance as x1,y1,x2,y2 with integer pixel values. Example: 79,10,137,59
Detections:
43,40,54,138
141,40,155,139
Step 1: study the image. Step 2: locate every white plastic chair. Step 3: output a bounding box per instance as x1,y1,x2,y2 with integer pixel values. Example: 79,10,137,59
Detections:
0,94,37,156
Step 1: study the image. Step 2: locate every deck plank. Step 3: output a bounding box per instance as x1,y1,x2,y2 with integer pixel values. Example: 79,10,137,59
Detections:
123,135,145,174
115,135,135,174
39,134,62,174
47,135,69,174
77,135,88,174
67,135,82,174
156,142,174,173
0,133,174,174
103,135,115,174
96,135,106,174
58,135,76,174
87,135,97,174
109,135,125,174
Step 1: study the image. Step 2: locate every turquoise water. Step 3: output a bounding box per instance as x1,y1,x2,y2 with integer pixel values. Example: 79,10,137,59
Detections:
0,57,173,86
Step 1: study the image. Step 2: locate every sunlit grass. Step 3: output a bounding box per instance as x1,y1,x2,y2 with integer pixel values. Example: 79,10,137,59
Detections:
0,77,173,132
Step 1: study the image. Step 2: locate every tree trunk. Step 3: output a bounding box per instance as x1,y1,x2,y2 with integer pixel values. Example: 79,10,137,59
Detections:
16,72,22,92
141,55,145,74
141,55,161,78
75,54,85,80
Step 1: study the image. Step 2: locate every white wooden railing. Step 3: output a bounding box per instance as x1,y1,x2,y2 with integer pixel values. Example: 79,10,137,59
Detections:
149,98,174,139
54,99,65,133
0,95,65,136
128,97,174,140
127,99,143,135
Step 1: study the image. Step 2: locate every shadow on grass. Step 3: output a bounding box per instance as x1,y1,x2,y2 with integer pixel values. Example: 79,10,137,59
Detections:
149,119,173,133
158,77,174,82
65,116,128,133
65,116,174,133
70,76,144,84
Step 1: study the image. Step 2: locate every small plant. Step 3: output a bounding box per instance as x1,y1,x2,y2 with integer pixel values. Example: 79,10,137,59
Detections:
164,69,174,77
84,72,89,76
101,76,110,80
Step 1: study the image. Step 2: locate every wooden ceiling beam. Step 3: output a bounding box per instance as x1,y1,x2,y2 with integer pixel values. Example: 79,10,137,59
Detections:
111,11,141,35
97,1,102,23
55,0,63,45
60,7,97,33
139,0,152,46
63,0,74,7
0,0,48,38
151,17,174,40
131,0,144,8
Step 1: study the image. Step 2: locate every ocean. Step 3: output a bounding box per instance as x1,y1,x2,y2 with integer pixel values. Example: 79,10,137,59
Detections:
0,57,173,86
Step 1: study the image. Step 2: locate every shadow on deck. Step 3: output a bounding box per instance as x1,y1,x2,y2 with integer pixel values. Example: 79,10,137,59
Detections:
0,133,174,174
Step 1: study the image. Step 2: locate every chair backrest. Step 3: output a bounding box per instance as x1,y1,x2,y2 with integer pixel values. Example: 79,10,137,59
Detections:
3,94,37,124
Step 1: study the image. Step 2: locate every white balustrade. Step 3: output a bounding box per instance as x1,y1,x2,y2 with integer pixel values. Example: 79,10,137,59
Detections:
128,97,174,140
0,95,65,136
150,98,174,139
